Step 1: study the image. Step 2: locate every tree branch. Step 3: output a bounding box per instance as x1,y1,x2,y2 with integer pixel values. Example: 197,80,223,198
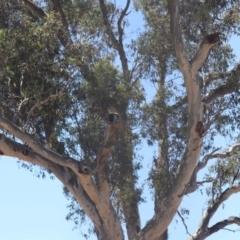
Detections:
168,0,202,114
117,0,130,45
0,115,79,171
177,211,191,236
203,81,240,106
189,216,240,240
0,132,104,234
208,216,240,235
21,0,70,46
185,148,220,195
22,0,47,18
186,143,240,194
0,133,55,170
168,0,190,75
0,116,104,216
0,125,123,240
40,162,110,240
170,68,235,111
22,89,66,131
134,2,205,239
191,33,221,73
188,184,240,240
50,0,72,45
99,0,130,81
203,61,240,106
96,113,120,201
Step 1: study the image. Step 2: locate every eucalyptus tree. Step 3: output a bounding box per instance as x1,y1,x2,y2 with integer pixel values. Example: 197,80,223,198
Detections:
0,0,240,240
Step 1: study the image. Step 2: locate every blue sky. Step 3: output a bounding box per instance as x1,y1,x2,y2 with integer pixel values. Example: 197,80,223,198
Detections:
0,2,240,240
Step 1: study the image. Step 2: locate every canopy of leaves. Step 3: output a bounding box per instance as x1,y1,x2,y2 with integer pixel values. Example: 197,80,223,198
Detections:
0,0,240,239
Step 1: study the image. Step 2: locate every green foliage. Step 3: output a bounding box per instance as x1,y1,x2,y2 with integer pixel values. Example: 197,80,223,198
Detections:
1,0,240,238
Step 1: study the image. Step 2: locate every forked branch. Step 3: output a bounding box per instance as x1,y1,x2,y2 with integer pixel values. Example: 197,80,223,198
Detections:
186,143,240,194
191,33,221,73
208,216,240,235
188,184,240,240
99,0,130,81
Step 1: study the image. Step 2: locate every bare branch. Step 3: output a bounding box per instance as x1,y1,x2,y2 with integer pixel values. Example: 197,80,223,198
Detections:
0,133,102,228
0,115,79,170
168,0,203,116
22,0,47,18
0,116,101,213
186,143,240,195
99,0,118,47
197,184,240,234
18,98,29,112
63,179,108,238
0,116,103,207
191,33,221,73
0,133,55,170
0,132,93,214
177,211,191,236
204,71,232,87
209,216,240,235
203,101,230,135
188,184,240,240
168,0,190,75
0,131,117,239
205,143,240,160
117,0,130,44
0,125,123,239
185,148,220,195
189,215,240,240
41,162,109,239
196,179,215,185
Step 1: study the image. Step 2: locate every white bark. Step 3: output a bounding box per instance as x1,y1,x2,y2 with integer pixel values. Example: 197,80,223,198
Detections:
135,1,220,239
0,116,124,240
189,184,240,240
186,143,240,194
4,1,238,240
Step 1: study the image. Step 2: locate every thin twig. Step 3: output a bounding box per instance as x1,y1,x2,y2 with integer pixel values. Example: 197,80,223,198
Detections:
177,210,191,236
